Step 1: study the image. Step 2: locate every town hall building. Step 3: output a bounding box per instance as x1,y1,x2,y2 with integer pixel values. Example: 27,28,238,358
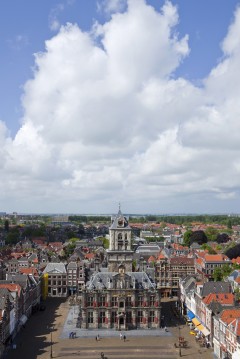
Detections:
80,208,161,330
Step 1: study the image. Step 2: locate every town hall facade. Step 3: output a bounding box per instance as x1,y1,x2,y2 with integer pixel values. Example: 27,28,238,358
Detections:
80,208,161,330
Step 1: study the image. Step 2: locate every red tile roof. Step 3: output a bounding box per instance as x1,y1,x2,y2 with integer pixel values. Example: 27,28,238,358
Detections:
19,267,39,276
85,253,95,260
0,283,22,296
204,254,229,262
220,309,240,325
203,293,235,306
148,255,156,263
232,257,240,265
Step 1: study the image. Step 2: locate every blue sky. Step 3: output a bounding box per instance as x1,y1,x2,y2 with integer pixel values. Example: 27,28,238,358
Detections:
1,0,238,135
1,0,240,214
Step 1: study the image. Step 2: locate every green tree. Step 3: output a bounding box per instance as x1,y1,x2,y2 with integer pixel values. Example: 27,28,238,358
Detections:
183,230,193,247
98,237,109,249
6,230,19,245
213,267,223,281
205,227,218,241
201,244,217,254
222,264,232,278
190,230,208,245
227,219,232,229
4,220,9,232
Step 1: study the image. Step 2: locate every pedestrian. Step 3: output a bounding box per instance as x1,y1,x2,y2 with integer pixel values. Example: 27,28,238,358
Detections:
96,336,98,341
123,335,126,342
97,334,100,341
120,332,123,340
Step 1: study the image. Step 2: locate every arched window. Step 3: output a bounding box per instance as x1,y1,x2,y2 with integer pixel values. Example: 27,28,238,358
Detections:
118,233,123,250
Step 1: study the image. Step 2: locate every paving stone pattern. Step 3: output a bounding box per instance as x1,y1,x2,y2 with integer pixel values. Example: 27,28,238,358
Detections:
5,298,215,359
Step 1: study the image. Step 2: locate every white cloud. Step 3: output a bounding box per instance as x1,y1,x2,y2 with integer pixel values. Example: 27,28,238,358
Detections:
97,0,127,15
1,1,240,213
49,3,65,32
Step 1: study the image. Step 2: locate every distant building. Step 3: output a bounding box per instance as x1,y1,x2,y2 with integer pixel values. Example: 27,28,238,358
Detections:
43,263,67,297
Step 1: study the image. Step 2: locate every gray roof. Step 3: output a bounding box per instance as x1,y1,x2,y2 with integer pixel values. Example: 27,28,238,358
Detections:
109,209,131,230
136,245,161,253
86,271,156,291
67,262,77,269
43,262,66,274
181,275,197,294
0,288,9,309
18,257,29,263
28,253,38,261
201,282,232,298
228,270,240,281
4,274,31,290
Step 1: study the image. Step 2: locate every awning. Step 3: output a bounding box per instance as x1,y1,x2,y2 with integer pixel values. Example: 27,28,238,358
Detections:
197,324,210,336
20,315,28,325
187,310,195,320
192,318,201,326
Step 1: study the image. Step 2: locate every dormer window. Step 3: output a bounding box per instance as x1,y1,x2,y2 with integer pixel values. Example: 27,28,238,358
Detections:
118,218,124,227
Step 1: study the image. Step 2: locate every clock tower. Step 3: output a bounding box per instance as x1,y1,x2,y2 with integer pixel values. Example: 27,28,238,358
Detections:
107,206,133,272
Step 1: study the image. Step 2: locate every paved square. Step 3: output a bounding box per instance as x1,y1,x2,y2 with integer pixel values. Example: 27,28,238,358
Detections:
5,298,214,359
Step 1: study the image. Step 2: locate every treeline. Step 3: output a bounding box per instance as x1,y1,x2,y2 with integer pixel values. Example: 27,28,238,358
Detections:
130,215,240,226
68,214,240,226
69,215,111,223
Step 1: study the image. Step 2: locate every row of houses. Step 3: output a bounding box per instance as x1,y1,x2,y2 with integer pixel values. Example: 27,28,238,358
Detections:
180,275,240,359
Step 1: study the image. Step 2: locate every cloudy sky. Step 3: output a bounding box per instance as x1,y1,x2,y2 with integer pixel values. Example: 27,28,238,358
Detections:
1,0,240,215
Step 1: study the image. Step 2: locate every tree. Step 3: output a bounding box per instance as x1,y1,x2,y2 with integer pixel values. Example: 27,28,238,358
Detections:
205,227,218,241
6,230,19,245
222,264,232,278
183,230,193,247
225,243,240,259
97,236,109,249
4,220,9,232
78,224,85,236
213,267,223,281
227,219,232,229
201,244,216,254
190,230,208,245
216,233,230,244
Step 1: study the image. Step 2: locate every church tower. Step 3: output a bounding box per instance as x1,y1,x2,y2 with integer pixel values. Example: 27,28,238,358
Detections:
107,206,133,272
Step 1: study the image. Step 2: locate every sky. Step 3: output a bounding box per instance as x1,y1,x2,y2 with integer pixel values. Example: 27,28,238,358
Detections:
1,0,240,215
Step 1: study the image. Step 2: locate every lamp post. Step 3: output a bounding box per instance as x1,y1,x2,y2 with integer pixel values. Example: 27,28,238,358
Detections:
178,326,182,357
48,326,54,358
50,329,53,358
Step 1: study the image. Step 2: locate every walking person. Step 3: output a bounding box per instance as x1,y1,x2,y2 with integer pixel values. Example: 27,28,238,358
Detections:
123,334,126,342
120,332,123,340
